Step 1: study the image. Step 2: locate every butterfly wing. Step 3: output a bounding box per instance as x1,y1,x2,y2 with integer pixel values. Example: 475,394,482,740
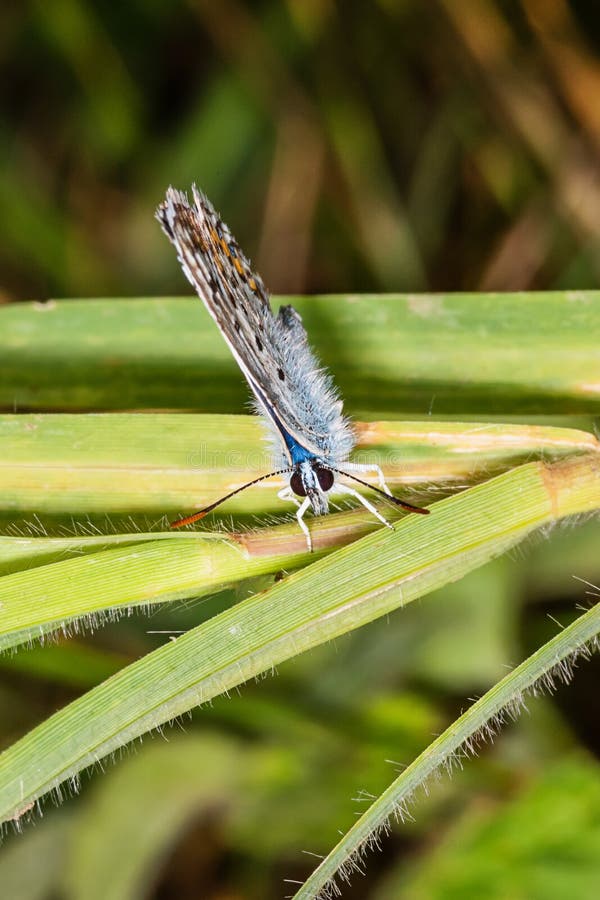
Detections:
156,186,354,464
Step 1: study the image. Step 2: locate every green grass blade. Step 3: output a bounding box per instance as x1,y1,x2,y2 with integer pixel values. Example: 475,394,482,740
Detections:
0,419,597,650
2,294,599,414
294,600,600,899
1,413,595,529
0,529,311,653
1,455,598,826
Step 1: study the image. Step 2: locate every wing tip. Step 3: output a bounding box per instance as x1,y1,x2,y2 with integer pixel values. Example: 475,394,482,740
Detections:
155,186,192,237
156,184,218,235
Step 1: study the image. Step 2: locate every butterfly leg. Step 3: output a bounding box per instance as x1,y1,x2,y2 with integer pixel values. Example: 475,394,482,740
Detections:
295,496,313,552
342,462,393,496
278,487,313,551
277,486,300,508
333,482,394,530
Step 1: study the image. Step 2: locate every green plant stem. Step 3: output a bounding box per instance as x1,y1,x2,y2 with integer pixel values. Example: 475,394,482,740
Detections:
2,295,599,414
0,455,598,826
294,599,600,899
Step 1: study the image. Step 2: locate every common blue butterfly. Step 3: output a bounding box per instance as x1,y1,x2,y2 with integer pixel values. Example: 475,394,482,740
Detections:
157,186,428,550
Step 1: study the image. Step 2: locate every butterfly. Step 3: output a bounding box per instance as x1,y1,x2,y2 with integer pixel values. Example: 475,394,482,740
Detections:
156,186,429,551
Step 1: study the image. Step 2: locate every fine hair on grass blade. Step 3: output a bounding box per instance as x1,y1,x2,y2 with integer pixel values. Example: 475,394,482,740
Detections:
293,598,600,899
0,455,599,831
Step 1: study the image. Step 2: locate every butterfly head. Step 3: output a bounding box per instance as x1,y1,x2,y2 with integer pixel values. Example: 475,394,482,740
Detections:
290,460,334,516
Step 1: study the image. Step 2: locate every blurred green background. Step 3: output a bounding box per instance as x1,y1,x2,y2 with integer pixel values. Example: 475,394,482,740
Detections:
1,2,600,899
4,0,600,304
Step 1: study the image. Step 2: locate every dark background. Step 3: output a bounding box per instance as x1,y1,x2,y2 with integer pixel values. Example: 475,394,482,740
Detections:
3,0,600,305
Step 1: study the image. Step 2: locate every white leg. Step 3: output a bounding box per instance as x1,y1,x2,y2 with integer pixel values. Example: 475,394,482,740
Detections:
333,482,393,530
295,496,313,552
278,486,300,508
278,486,313,551
342,462,392,496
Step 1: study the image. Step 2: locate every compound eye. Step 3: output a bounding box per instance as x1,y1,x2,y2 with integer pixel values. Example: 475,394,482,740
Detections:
290,470,307,497
315,466,334,492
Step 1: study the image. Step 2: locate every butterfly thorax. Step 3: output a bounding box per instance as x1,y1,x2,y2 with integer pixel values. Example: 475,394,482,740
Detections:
290,459,335,516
